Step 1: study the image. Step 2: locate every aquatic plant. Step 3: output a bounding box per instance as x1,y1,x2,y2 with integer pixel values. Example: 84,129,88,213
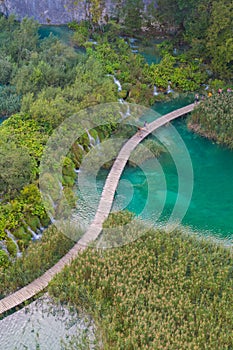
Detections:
189,92,233,148
0,225,74,298
49,223,233,349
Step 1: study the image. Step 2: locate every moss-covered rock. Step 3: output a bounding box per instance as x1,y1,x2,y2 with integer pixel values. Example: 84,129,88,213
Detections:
0,249,9,268
6,238,17,257
25,215,41,232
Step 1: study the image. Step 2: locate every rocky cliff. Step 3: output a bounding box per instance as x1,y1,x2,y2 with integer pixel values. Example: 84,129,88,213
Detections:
0,0,116,24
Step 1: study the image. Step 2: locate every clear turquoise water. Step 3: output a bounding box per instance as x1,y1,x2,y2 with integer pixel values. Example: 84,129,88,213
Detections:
38,25,73,42
138,41,162,65
108,97,233,241
0,295,95,350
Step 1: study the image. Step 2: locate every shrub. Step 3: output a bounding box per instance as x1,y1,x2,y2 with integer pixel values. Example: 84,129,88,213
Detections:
189,92,233,148
6,238,17,257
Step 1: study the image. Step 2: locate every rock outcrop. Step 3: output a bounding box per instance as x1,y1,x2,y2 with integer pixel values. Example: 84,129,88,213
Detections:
0,0,115,24
0,0,156,25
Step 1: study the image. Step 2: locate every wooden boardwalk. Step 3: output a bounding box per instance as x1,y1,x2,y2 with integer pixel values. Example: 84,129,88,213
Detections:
0,103,195,315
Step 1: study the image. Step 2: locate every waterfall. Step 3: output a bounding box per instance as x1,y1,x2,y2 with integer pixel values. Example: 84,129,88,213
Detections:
47,194,57,210
96,135,100,147
113,76,122,92
120,103,131,120
88,39,98,45
128,38,139,53
85,129,101,148
27,226,42,241
96,136,100,145
107,74,131,120
125,104,131,118
166,84,173,94
5,230,22,257
129,38,137,44
130,44,139,49
78,144,84,151
107,74,122,92
153,85,159,96
58,180,63,193
85,128,96,147
0,242,10,256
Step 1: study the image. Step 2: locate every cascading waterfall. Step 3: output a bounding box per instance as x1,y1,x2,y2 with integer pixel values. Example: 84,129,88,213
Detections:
153,85,159,96
119,103,131,120
38,226,45,233
58,180,63,191
27,226,41,241
95,135,100,147
78,144,84,151
113,76,122,92
128,37,139,53
5,230,22,257
46,194,57,211
107,74,131,120
167,84,174,94
107,74,122,92
86,128,97,147
0,242,9,256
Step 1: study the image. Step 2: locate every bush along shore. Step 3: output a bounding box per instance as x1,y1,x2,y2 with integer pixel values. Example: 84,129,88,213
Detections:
188,91,233,148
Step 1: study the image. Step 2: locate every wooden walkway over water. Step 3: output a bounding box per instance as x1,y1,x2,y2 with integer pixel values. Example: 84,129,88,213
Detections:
0,103,195,316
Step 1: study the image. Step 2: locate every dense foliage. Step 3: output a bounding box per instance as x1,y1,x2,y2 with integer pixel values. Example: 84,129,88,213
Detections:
71,0,232,81
83,32,208,100
0,15,118,265
189,92,233,148
0,225,74,298
49,224,233,349
142,0,233,81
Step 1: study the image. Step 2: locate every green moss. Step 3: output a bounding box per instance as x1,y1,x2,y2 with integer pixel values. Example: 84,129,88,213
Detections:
6,238,17,257
13,226,27,239
118,90,128,99
25,215,41,232
39,215,50,228
0,250,9,268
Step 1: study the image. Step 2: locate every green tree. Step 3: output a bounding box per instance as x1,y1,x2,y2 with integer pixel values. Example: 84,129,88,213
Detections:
0,143,34,196
123,0,144,34
0,86,21,117
206,0,233,79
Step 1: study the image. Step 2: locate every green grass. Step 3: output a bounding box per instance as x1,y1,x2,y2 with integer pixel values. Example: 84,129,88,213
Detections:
189,92,233,148
0,225,75,298
49,223,233,349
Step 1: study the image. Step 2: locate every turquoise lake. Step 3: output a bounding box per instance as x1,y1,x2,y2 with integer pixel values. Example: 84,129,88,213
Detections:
77,95,233,243
114,100,233,241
